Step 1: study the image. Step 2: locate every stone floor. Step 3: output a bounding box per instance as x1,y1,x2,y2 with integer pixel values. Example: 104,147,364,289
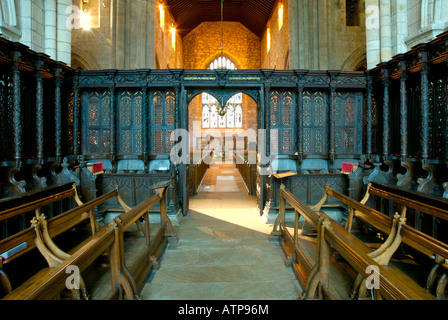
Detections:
140,162,301,300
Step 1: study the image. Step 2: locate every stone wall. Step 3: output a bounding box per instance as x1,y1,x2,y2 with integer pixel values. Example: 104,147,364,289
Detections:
261,0,290,69
182,21,261,70
71,0,182,70
286,0,367,71
365,0,448,69
0,0,72,65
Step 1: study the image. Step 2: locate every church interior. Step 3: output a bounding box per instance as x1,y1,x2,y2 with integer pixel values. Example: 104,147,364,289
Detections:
0,0,448,301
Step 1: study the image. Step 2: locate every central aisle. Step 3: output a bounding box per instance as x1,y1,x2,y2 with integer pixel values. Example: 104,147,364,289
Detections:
140,163,301,300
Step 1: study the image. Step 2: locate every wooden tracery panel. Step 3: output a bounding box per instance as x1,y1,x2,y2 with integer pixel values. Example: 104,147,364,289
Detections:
334,91,363,155
303,91,328,155
270,90,295,155
151,90,176,155
0,68,14,161
118,91,143,155
83,91,111,155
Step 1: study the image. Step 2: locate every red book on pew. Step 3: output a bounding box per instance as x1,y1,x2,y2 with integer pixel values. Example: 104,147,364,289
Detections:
341,162,354,174
87,162,104,175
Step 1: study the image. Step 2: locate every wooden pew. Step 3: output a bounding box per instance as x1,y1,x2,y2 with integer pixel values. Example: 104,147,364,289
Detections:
271,185,436,300
2,181,175,300
0,187,131,299
0,183,82,296
361,182,448,299
312,185,448,299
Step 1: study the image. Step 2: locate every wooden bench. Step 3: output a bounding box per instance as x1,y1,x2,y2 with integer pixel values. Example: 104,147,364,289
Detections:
0,183,82,296
0,183,82,236
271,185,436,300
2,181,176,300
0,187,133,299
361,182,448,298
312,185,448,299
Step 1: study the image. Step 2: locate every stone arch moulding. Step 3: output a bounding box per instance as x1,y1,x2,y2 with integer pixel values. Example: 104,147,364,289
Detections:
71,46,101,70
0,0,21,41
200,50,243,70
341,45,367,71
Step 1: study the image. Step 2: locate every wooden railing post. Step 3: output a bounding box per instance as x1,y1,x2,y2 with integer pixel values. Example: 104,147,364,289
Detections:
110,218,139,300
158,185,177,243
269,184,286,241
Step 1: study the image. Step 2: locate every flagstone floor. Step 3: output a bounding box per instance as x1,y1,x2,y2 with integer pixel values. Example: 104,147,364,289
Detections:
140,162,301,300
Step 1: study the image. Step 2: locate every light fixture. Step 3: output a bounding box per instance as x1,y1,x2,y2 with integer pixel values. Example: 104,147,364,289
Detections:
267,26,271,52
159,2,165,29
278,0,284,29
171,24,176,49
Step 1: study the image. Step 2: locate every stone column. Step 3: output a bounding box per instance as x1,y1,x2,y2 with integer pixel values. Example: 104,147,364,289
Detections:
56,0,72,65
44,0,57,60
395,0,408,55
365,0,381,69
379,0,392,62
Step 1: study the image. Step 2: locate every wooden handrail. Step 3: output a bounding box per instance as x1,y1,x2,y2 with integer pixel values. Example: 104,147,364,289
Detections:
2,181,176,300
118,193,160,231
325,186,448,260
2,224,116,300
271,184,436,300
0,189,119,263
0,184,79,222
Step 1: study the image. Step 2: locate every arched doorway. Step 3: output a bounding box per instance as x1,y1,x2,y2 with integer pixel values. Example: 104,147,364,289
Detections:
180,87,261,216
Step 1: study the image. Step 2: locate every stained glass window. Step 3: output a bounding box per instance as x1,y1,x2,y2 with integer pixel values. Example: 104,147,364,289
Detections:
202,105,210,128
235,105,243,128
202,57,243,129
210,104,218,128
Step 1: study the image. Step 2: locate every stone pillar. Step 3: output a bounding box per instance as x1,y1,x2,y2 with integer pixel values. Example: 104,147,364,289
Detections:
44,0,57,59
56,0,72,65
379,0,392,62
394,0,408,55
365,0,381,69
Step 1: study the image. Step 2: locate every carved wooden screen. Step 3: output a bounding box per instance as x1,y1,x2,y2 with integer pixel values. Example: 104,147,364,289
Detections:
118,90,143,155
82,91,111,155
67,92,76,156
270,90,295,155
151,90,175,155
407,74,421,158
21,72,37,160
429,68,448,160
334,91,363,155
303,91,328,155
0,67,14,161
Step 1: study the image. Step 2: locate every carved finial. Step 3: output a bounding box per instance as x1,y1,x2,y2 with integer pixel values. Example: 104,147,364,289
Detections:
107,220,117,231
280,183,286,190
322,218,333,231
30,217,39,228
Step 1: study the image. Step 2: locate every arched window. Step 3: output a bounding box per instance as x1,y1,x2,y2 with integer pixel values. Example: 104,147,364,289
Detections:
235,105,243,128
202,105,210,128
202,57,243,129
